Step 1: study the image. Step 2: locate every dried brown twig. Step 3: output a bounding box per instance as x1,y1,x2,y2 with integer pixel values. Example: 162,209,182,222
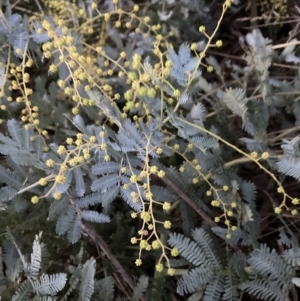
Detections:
82,222,147,301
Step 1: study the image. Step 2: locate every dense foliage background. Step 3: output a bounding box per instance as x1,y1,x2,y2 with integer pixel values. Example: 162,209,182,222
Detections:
1,0,300,300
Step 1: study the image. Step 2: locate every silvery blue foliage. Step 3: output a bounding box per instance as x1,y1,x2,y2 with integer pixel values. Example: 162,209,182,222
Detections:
1,0,300,300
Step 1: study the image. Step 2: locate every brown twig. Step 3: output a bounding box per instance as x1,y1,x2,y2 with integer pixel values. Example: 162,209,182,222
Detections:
250,0,258,28
160,176,216,227
34,0,43,14
268,126,300,143
82,222,146,300
113,272,132,300
160,176,239,251
11,0,23,9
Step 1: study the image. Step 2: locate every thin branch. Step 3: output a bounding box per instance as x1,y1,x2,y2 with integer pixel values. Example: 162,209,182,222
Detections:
34,0,43,14
82,222,147,300
113,272,132,300
273,40,300,50
17,174,54,195
160,176,216,227
160,176,239,250
11,0,23,9
268,126,300,143
250,0,258,28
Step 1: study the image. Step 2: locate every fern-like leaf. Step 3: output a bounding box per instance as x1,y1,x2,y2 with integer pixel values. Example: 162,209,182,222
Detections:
80,258,96,301
48,196,69,221
94,276,115,301
131,275,148,301
120,187,143,211
168,233,206,266
240,180,257,207
203,274,223,301
91,174,120,192
75,191,104,208
179,201,195,236
12,279,33,301
276,156,300,181
92,162,121,175
191,228,222,268
67,214,82,244
34,273,67,295
190,103,207,126
81,210,110,223
0,186,16,202
56,205,76,235
73,168,86,197
283,248,300,267
247,244,292,285
222,88,248,119
240,279,284,301
177,266,214,295
0,165,23,189
7,119,23,145
30,234,42,279
222,271,240,301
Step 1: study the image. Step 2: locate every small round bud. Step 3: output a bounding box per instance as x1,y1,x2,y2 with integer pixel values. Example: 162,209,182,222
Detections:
274,207,282,214
164,220,172,229
216,40,222,47
31,196,39,204
167,268,175,276
199,25,205,32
